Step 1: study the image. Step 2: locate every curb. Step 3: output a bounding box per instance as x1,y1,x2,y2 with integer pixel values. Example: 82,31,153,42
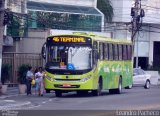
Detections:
0,93,25,99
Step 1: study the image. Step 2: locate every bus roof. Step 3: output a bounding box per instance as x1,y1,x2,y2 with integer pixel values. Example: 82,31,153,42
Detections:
48,32,132,45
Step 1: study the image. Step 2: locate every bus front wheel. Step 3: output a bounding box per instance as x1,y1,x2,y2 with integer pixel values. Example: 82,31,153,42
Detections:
92,78,102,96
55,90,62,97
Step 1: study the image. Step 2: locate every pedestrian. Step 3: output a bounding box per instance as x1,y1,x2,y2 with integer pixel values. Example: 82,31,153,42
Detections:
35,76,39,95
35,67,44,96
26,66,34,96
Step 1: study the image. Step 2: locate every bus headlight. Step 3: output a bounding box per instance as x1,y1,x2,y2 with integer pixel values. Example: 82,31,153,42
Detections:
46,76,55,82
80,75,91,82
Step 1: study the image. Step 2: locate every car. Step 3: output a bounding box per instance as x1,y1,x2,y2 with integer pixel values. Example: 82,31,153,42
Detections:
133,68,151,89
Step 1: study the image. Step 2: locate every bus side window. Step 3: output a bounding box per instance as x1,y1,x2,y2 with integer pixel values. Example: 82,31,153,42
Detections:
93,41,98,65
122,45,127,60
128,45,132,60
118,44,122,60
104,43,109,60
114,44,119,61
99,42,103,60
109,43,113,60
126,45,129,60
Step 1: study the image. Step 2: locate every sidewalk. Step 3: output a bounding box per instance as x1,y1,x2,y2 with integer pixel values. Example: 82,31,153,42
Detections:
0,87,34,110
0,86,22,99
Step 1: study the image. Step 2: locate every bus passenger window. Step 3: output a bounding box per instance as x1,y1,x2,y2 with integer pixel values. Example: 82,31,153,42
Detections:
99,43,103,60
104,43,109,60
118,44,122,60
128,45,132,60
122,45,127,60
93,42,98,65
114,44,119,60
109,43,113,60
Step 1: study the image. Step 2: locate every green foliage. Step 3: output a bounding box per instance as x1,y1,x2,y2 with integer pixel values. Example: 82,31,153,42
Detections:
97,0,114,22
7,15,27,37
1,64,12,85
28,11,101,31
17,64,30,84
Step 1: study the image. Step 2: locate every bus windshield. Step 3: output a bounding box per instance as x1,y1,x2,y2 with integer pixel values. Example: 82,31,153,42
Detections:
46,45,92,71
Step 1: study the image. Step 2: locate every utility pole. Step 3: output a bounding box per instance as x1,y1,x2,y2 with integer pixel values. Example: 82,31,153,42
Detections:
0,0,5,82
131,0,141,68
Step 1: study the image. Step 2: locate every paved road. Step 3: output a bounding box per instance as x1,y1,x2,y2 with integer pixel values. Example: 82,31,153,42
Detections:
1,85,160,111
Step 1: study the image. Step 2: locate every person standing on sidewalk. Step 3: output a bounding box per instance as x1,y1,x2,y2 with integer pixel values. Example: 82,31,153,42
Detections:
26,66,34,95
35,67,44,96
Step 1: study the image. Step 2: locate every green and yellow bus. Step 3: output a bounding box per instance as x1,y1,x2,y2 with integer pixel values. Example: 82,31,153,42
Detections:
41,32,133,97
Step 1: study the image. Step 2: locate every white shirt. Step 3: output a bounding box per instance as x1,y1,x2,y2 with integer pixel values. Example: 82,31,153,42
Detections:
35,72,44,81
26,70,33,80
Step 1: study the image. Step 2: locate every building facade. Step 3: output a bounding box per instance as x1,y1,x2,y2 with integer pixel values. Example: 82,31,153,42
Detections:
27,0,104,32
108,0,160,69
3,0,104,53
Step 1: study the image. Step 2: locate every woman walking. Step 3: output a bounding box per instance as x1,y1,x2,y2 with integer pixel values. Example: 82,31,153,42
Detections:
35,67,44,96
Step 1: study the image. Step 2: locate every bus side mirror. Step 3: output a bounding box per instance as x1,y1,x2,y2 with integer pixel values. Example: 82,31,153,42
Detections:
41,43,46,59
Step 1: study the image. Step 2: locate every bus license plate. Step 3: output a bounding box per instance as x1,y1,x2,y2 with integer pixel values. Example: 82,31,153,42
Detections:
63,84,71,87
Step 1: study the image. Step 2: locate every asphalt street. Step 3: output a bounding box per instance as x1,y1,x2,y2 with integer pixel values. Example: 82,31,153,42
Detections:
0,85,160,111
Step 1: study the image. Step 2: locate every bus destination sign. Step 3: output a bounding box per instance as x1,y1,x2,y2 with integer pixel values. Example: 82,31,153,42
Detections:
53,37,86,43
47,36,92,45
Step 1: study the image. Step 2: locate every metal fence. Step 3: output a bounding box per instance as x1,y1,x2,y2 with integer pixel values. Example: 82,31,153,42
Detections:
2,53,43,83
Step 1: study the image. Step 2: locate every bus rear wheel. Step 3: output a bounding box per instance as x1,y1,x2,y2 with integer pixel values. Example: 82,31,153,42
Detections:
92,78,102,96
115,78,122,94
55,90,62,97
109,78,122,94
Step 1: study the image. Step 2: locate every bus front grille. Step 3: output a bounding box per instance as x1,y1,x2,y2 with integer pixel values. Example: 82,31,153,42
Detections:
54,79,80,82
54,84,80,88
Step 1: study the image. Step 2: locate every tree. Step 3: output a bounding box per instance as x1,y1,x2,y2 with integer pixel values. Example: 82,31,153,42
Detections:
97,0,114,22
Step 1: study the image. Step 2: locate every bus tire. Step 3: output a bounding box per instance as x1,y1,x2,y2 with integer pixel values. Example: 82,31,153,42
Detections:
45,89,50,93
92,77,102,96
55,90,62,97
109,77,122,94
115,77,122,94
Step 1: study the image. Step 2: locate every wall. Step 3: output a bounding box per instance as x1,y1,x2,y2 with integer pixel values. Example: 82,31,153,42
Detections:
27,29,50,38
28,0,97,7
7,0,27,13
134,26,150,57
16,38,46,53
143,0,160,24
149,25,160,66
111,0,131,23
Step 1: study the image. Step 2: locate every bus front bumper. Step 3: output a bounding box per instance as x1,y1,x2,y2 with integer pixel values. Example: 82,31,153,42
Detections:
44,77,96,91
